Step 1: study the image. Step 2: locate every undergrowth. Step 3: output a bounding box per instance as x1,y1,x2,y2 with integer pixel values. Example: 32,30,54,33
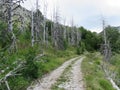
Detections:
0,44,78,90
82,52,115,90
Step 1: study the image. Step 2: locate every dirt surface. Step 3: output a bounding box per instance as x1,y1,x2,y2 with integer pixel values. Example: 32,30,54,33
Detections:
56,57,85,90
27,56,85,90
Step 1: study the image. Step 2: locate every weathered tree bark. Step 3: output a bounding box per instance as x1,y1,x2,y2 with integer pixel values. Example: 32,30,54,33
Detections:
43,0,47,45
31,10,34,47
63,19,66,40
1,0,25,52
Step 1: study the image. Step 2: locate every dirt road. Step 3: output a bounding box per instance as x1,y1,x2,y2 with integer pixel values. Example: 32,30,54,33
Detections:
27,56,85,90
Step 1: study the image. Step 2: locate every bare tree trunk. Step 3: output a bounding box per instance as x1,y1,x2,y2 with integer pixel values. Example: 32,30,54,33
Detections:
63,18,66,40
8,0,13,33
31,10,34,47
101,19,112,80
70,17,75,46
43,20,46,44
43,0,47,46
8,0,18,52
1,0,25,52
51,21,54,45
46,27,48,46
103,20,107,46
35,0,39,43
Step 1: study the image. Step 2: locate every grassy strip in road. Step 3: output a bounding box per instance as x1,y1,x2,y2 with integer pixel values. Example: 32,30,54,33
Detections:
51,57,80,90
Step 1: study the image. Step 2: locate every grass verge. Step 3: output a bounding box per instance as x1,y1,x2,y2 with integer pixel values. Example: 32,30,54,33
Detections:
0,46,78,90
81,52,115,90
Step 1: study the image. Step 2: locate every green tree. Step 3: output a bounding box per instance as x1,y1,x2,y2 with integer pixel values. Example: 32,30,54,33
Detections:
79,27,102,52
104,26,120,52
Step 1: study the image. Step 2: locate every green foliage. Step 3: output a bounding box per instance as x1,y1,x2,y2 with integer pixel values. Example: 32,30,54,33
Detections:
0,21,12,49
63,39,68,50
99,79,114,90
76,43,85,55
0,45,77,90
23,48,39,79
110,54,120,66
76,47,81,55
103,26,120,52
19,30,31,41
82,53,115,90
46,20,53,36
8,76,29,90
76,41,86,55
109,54,120,87
1,7,118,90
79,27,102,52
115,37,120,53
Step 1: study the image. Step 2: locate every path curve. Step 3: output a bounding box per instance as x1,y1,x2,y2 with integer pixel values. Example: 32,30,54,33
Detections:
27,56,81,90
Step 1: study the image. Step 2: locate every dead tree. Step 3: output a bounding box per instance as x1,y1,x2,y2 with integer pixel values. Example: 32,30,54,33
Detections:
101,21,120,90
101,20,112,77
0,0,25,53
51,7,67,49
70,17,76,46
67,27,71,45
63,18,66,40
35,0,39,42
31,0,44,47
31,9,34,47
0,60,25,90
102,20,112,62
52,7,60,48
46,27,48,46
43,0,48,45
76,27,81,46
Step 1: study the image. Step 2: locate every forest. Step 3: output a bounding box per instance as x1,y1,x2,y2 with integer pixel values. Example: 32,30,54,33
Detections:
0,0,120,90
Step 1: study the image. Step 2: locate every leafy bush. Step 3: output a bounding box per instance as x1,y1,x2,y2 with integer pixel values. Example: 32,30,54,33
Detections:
95,60,101,65
9,76,29,90
63,40,68,50
76,47,81,55
23,48,38,79
110,54,120,66
99,79,113,90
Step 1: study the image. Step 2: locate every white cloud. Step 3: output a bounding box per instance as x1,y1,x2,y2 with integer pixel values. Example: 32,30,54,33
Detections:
21,0,120,32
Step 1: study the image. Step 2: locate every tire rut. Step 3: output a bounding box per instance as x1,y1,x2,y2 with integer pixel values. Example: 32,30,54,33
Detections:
27,56,81,90
52,57,85,90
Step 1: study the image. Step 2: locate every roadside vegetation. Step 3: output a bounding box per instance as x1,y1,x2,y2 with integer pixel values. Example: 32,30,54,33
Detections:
0,44,78,90
109,53,120,87
82,52,115,90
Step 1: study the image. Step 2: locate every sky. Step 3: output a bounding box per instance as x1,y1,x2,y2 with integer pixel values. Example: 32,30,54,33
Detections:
21,0,120,33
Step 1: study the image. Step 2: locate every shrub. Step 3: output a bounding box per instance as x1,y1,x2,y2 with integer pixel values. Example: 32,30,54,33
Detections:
76,46,84,55
23,48,38,80
99,79,113,90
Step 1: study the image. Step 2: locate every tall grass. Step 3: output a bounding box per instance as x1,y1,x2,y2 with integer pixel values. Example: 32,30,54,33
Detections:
81,52,115,90
0,44,78,90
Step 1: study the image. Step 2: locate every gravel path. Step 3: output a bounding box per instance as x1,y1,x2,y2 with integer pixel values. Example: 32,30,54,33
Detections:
27,56,81,90
57,57,85,90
